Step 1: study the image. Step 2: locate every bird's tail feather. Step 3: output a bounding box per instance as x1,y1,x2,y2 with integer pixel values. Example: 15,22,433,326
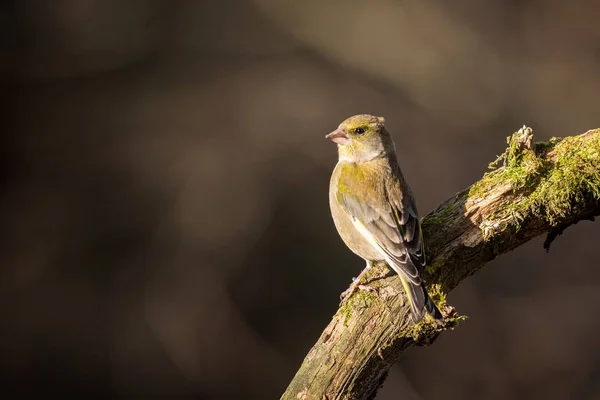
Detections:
400,278,443,323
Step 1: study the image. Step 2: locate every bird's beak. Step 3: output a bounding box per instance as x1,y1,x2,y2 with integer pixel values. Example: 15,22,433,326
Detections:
325,128,350,145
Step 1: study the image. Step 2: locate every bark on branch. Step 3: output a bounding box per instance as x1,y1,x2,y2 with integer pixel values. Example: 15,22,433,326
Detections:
282,127,600,400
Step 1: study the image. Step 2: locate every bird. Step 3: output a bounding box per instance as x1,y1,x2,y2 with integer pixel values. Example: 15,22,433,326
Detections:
326,114,443,323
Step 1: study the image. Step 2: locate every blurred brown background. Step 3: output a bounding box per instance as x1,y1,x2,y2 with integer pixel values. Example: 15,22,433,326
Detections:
2,0,600,399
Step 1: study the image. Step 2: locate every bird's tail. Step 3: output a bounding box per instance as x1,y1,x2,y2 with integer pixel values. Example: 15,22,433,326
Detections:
400,278,443,323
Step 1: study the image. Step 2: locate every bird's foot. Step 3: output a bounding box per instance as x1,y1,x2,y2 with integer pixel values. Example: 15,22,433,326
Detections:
340,283,376,305
339,266,376,304
339,262,375,304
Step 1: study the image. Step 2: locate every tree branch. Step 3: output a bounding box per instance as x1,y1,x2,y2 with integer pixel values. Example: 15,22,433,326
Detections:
282,127,600,400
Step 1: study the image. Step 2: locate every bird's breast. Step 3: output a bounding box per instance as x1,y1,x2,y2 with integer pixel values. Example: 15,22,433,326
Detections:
329,162,385,261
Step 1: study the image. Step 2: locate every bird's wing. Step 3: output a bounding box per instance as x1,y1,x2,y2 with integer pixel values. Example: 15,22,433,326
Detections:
336,165,425,285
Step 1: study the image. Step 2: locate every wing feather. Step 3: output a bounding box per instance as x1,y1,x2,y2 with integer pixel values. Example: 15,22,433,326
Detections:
336,172,425,285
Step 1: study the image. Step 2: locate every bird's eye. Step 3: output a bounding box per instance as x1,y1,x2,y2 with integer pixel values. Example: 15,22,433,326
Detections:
354,127,366,135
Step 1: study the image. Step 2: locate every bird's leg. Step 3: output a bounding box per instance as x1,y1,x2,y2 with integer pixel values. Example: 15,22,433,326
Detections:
340,261,377,303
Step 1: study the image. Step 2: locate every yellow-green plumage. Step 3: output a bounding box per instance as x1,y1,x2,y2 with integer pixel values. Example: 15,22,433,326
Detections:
327,114,442,323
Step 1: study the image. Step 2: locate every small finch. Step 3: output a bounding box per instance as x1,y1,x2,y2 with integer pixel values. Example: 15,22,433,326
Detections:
326,114,442,323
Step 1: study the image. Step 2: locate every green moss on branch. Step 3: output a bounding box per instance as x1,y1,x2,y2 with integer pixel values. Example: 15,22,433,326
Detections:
470,127,600,230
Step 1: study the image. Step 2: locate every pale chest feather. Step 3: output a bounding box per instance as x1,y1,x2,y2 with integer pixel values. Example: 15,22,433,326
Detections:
328,161,390,261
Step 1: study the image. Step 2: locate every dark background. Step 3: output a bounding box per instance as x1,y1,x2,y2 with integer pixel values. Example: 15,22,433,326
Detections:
2,1,600,399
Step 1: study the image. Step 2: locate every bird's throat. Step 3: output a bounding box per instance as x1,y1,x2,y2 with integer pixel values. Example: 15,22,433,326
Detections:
338,145,387,163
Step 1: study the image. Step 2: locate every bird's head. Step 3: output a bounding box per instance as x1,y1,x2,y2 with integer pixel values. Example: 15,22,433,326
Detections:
326,114,395,163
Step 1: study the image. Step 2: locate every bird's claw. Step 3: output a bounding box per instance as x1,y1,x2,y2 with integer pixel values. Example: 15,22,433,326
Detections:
357,284,376,292
339,282,377,304
339,262,375,304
